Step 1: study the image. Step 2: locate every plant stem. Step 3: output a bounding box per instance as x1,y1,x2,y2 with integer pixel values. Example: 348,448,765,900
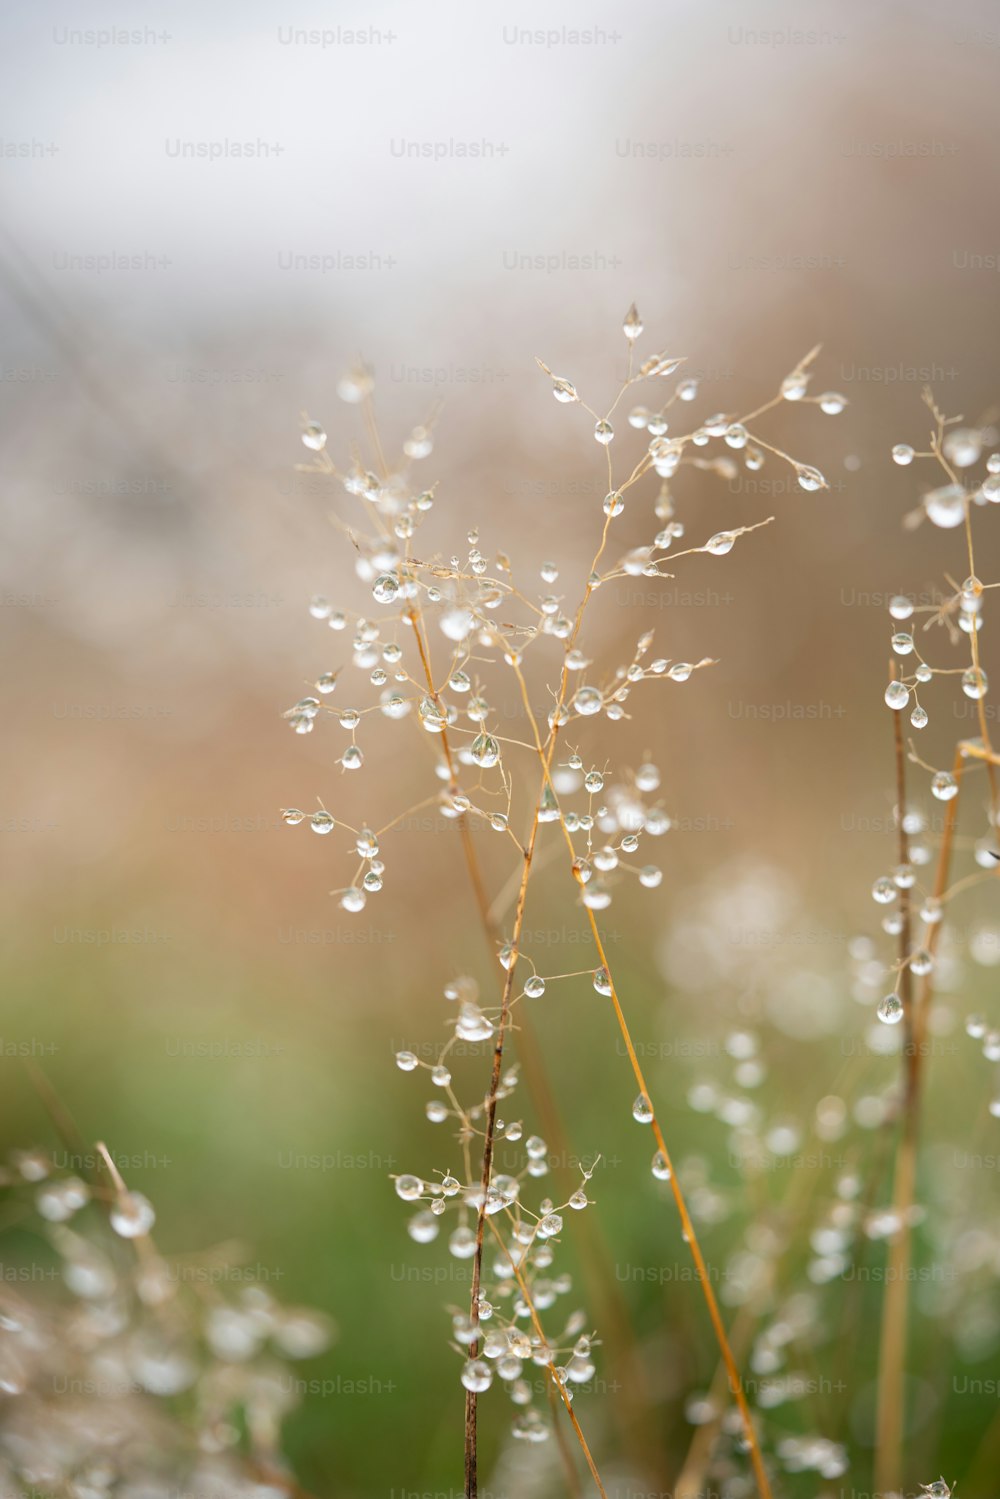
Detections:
487,1215,609,1499
874,738,963,1496
506,654,773,1499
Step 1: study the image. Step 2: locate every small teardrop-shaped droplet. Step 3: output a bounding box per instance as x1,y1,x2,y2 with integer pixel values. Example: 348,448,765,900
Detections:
301,421,327,452
819,392,848,415
885,681,910,711
632,1094,654,1124
551,375,578,404
471,733,500,768
310,811,335,834
963,667,988,700
910,705,928,729
795,463,827,492
593,967,612,996
651,1150,671,1180
781,371,809,401
594,419,614,445
932,771,958,801
877,993,905,1025
705,531,736,556
872,877,897,905
623,302,643,341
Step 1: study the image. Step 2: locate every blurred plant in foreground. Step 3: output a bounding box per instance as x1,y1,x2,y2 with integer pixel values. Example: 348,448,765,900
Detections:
0,1139,332,1498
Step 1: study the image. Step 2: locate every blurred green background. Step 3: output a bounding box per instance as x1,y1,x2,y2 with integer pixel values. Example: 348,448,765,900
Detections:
3,0,1000,1494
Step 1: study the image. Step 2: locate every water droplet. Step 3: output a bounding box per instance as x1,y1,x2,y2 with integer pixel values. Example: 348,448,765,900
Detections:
885,681,910,711
943,428,981,468
932,772,958,801
301,421,327,452
924,483,967,529
418,697,448,733
705,531,736,556
573,686,603,716
651,1151,671,1180
877,994,904,1025
669,662,693,682
594,419,614,445
396,1050,418,1071
677,378,698,401
110,1192,156,1239
461,1359,493,1393
310,811,335,835
819,392,848,415
604,490,624,517
282,808,305,826
632,1094,654,1124
623,302,643,341
524,975,546,999
593,968,612,996
340,886,366,912
341,745,364,771
963,667,988,700
891,632,914,656
372,574,399,604
550,375,578,404
872,877,897,905
309,595,332,619
395,1174,423,1202
470,733,500,769
892,443,915,466
639,865,662,888
795,464,827,492
781,372,809,401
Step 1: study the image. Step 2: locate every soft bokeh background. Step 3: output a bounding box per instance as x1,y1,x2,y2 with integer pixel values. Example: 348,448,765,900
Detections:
3,0,1000,1494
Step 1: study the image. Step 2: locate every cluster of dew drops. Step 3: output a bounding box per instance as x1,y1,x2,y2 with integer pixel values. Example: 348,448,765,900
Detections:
389,982,602,1438
873,415,1000,1075
277,311,841,919
275,317,846,1437
884,419,1000,737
